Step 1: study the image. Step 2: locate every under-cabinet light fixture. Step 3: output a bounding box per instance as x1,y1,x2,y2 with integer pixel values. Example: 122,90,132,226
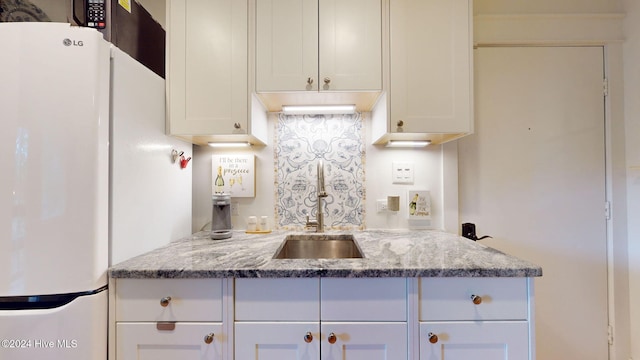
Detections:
281,104,356,115
385,140,431,148
207,141,252,148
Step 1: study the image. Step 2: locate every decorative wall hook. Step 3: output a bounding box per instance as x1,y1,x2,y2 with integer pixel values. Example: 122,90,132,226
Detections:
180,155,191,169
171,149,184,164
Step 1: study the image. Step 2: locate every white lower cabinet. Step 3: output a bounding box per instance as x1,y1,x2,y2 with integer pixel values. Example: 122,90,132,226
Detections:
113,278,228,360
112,276,534,360
117,322,224,360
234,278,408,360
419,322,529,360
418,277,532,360
321,322,407,359
235,322,320,359
234,322,405,360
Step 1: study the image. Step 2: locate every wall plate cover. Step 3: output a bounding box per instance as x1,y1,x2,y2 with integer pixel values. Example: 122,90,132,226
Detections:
376,199,388,212
392,162,414,184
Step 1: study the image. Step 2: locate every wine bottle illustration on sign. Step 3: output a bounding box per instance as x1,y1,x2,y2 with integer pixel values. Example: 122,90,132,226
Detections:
409,193,419,215
214,166,225,193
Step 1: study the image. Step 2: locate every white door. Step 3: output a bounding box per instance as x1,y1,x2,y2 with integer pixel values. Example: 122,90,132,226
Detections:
235,322,320,360
419,322,529,360
321,322,407,359
117,322,223,360
458,46,608,360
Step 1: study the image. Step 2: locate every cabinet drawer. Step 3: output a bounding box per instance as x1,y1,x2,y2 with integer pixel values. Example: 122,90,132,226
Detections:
116,278,223,322
420,277,528,321
321,278,407,321
117,322,224,359
235,278,320,321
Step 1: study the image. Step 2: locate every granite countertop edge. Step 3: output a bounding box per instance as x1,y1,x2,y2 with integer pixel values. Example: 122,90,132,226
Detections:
108,230,543,279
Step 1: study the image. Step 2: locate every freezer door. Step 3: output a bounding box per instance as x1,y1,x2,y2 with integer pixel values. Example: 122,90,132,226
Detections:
0,23,110,296
0,288,107,359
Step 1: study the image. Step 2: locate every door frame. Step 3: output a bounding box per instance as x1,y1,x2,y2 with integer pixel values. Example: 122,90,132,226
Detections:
469,13,629,359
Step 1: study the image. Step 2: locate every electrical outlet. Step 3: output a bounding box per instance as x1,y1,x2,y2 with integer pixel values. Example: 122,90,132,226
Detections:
376,199,388,213
392,162,414,184
230,201,239,216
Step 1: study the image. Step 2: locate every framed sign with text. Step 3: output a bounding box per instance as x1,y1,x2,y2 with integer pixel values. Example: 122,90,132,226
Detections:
212,154,256,197
407,190,431,220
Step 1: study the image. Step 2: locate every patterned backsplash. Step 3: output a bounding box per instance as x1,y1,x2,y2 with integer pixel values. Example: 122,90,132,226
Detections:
274,113,365,230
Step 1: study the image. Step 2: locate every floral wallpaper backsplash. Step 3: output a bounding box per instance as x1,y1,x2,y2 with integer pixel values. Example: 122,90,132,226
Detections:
275,113,365,230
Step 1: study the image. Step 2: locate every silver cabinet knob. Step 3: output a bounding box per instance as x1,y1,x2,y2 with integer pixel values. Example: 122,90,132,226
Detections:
324,77,331,84
307,77,314,85
234,122,241,129
160,296,171,307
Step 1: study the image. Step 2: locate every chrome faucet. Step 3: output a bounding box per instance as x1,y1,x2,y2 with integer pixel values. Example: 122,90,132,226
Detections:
306,159,328,232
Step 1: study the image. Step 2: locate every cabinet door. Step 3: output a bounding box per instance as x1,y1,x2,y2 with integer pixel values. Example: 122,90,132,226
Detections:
235,322,320,360
419,322,529,360
389,0,471,133
167,0,248,136
321,322,407,359
117,322,223,360
256,0,318,91
319,0,382,91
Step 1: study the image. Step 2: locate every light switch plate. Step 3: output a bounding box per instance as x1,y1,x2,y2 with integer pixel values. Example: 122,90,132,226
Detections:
376,199,388,212
392,162,414,184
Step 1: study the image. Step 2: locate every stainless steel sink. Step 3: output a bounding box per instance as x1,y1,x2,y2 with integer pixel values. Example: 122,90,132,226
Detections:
273,234,364,259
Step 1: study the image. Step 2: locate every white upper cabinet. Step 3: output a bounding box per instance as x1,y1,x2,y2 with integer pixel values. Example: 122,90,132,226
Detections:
255,0,383,110
255,0,318,92
166,0,268,146
318,0,382,91
372,0,473,145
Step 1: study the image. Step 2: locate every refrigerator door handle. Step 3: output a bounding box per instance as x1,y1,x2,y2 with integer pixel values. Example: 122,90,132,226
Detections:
0,285,107,311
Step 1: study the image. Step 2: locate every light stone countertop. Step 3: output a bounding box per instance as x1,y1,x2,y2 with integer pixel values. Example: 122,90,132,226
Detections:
108,230,542,279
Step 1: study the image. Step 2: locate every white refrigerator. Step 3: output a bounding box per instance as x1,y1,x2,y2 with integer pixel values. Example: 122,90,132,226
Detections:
0,22,192,359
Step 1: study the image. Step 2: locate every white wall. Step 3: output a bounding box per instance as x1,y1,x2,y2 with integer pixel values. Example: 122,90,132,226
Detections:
622,1,640,358
191,113,448,232
110,48,192,265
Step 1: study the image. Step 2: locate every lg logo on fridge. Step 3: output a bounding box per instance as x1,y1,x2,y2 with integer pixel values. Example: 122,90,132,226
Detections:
63,38,84,47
